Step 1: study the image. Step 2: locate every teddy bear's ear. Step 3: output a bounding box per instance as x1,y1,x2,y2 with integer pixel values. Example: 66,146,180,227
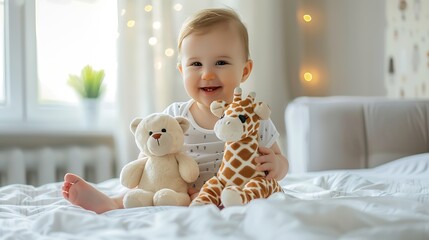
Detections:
210,100,227,118
175,116,190,133
254,102,271,120
130,117,143,134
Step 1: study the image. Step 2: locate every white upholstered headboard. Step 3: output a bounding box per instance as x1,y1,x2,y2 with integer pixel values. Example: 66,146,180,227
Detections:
285,96,429,173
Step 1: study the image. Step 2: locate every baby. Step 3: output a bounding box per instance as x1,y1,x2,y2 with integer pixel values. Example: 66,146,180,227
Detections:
62,8,289,213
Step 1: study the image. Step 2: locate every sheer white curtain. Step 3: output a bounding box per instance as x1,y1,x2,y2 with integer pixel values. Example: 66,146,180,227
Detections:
115,0,290,172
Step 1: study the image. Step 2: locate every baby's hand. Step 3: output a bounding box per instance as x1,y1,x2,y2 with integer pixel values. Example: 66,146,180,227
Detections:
255,146,281,180
188,187,200,201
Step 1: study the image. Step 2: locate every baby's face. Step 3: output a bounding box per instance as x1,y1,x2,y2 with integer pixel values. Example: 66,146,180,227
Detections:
178,22,252,111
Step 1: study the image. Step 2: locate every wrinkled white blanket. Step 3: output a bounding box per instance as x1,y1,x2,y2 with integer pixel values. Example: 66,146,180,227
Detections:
1,153,429,240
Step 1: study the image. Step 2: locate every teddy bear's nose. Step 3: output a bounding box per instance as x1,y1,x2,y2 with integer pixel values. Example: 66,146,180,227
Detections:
152,133,162,139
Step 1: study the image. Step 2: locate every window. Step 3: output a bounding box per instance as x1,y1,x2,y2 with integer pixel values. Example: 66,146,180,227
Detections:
1,0,117,127
0,0,4,105
35,0,117,105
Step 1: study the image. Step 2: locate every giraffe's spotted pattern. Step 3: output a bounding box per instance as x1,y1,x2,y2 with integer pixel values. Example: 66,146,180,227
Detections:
191,88,283,207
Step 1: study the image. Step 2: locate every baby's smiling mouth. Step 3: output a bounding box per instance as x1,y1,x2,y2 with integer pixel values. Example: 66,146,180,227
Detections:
201,86,221,92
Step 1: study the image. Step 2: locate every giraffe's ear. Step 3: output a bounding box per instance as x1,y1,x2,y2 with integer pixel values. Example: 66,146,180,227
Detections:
254,102,271,120
210,100,227,118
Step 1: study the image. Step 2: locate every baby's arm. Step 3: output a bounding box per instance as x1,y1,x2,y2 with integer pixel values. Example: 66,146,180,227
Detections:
255,142,289,180
187,187,200,201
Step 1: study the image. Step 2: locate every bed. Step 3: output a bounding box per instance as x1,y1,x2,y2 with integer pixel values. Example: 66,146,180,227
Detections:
1,97,429,239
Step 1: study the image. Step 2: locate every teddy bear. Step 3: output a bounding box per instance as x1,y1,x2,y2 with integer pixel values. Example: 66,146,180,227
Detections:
120,113,199,208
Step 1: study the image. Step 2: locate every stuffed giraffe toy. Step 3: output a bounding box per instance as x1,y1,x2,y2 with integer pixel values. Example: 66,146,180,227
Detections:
190,87,283,208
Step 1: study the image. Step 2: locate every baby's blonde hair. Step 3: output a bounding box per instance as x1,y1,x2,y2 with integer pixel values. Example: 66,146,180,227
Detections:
177,8,250,61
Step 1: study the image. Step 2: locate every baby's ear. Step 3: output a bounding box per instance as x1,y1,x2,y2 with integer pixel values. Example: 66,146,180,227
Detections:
130,117,143,134
177,63,183,74
175,116,190,133
210,100,227,118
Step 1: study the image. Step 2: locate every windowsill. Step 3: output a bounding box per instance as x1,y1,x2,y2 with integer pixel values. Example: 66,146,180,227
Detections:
0,121,116,137
0,105,118,137
0,125,114,136
0,120,118,150
0,105,119,151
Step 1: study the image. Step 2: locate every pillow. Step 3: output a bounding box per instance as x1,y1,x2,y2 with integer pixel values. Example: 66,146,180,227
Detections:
372,153,429,176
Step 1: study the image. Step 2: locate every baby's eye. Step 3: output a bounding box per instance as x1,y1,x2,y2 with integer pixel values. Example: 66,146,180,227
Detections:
190,62,202,66
215,60,228,66
161,128,166,132
149,131,153,136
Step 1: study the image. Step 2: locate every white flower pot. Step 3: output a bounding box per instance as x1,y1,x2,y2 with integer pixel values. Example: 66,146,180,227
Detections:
80,98,100,128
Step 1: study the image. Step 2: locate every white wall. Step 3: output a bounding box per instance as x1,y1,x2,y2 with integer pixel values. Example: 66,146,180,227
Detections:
285,0,387,99
242,0,290,151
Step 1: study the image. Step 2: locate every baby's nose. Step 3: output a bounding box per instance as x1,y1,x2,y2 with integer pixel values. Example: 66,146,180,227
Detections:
202,69,215,80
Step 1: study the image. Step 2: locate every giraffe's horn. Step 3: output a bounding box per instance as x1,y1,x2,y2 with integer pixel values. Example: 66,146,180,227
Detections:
248,92,256,101
233,87,242,101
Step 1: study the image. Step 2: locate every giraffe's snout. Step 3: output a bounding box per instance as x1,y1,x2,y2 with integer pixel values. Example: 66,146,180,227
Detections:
214,116,243,142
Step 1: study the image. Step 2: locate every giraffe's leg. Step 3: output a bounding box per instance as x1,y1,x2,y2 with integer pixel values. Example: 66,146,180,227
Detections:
190,177,224,207
222,177,283,207
221,187,244,207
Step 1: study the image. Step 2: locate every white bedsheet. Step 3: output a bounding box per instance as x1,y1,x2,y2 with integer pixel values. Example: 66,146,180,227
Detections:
1,154,429,240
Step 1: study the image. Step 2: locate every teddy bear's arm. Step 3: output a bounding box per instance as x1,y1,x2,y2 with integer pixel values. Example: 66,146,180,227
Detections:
120,158,147,189
176,153,199,183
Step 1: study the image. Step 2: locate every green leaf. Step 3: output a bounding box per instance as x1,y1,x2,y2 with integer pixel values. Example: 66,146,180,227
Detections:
67,65,105,99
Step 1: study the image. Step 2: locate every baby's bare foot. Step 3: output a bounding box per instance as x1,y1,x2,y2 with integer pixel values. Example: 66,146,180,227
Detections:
62,173,121,214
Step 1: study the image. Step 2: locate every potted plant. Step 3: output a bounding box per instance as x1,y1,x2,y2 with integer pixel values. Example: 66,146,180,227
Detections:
68,65,106,127
68,65,105,99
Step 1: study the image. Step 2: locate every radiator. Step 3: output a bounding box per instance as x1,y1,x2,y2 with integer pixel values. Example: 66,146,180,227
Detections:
0,145,115,187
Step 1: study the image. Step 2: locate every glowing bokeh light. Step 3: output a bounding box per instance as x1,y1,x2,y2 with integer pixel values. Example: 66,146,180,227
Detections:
127,20,135,28
304,72,313,81
303,14,312,22
165,48,175,57
144,5,153,12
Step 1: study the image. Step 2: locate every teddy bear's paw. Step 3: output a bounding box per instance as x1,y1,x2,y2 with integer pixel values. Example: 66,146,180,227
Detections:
123,189,154,208
154,189,190,206
221,188,244,208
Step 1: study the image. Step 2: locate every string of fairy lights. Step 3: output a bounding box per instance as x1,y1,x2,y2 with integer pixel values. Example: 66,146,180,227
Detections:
119,4,314,83
302,13,313,83
120,3,184,61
